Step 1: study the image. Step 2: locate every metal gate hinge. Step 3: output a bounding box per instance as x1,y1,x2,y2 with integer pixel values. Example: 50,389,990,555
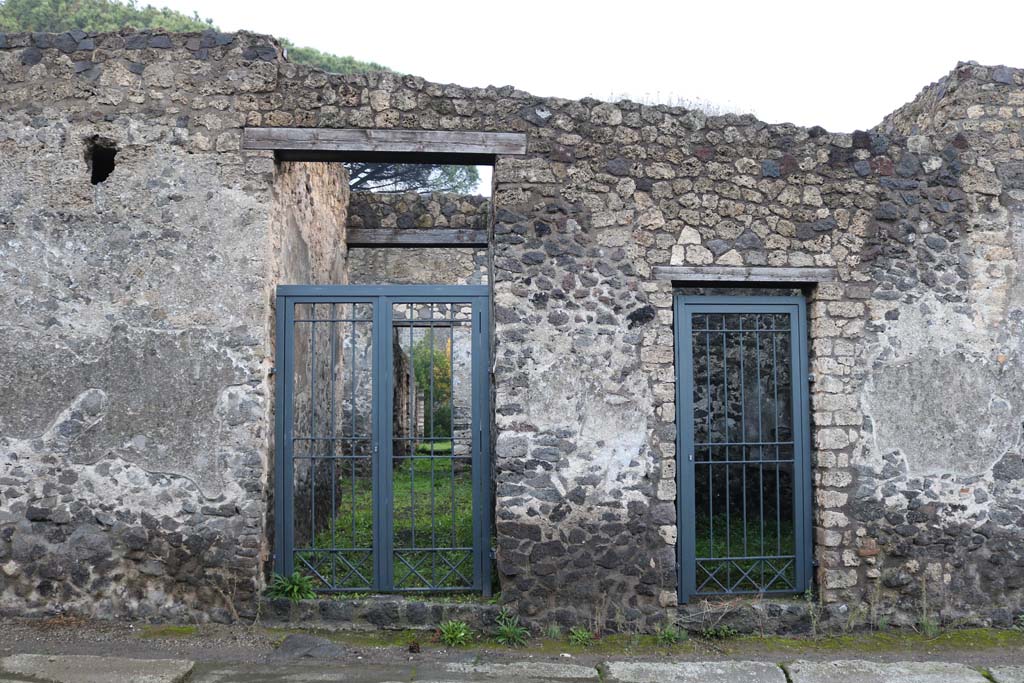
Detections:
807,372,816,383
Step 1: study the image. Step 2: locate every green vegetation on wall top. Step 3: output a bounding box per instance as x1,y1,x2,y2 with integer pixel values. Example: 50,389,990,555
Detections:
0,0,389,74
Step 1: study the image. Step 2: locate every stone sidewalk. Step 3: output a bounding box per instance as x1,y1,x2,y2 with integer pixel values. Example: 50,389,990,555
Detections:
2,654,1022,682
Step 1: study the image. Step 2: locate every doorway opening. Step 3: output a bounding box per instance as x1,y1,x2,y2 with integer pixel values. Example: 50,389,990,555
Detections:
674,290,813,603
275,286,490,592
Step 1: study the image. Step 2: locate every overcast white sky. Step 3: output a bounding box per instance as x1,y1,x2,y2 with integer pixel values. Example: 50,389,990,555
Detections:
157,0,1024,131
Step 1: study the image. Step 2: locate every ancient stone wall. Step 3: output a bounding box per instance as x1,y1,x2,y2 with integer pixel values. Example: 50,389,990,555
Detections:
347,191,489,231
346,191,489,286
0,28,1021,631
0,33,276,620
854,63,1024,627
269,161,350,551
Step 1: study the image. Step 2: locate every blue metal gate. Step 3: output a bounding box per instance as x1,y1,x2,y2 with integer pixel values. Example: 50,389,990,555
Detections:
274,285,491,593
674,295,812,602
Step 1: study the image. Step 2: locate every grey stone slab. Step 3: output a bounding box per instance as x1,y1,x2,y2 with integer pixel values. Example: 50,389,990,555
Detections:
786,660,989,683
266,634,348,661
444,661,599,679
0,654,194,683
991,667,1024,683
194,661,557,683
603,660,786,683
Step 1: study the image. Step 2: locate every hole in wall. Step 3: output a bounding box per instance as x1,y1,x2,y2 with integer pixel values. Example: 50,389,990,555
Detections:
85,136,117,185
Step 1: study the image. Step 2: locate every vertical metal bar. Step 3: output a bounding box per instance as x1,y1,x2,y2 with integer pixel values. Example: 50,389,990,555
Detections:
404,304,415,589
449,316,457,555
475,298,492,595
309,305,316,557
426,304,435,584
448,307,455,561
794,300,813,593
773,328,781,558
273,293,288,577
384,301,394,589
704,320,712,458
722,314,729,589
705,324,712,570
738,315,747,568
351,304,357,448
429,312,439,587
330,302,337,589
755,316,764,590
282,299,297,576
675,297,697,603
376,298,384,590
350,306,357,568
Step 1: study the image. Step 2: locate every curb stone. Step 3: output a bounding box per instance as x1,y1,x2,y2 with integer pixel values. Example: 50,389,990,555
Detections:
785,660,989,683
0,654,194,683
990,667,1024,683
602,660,786,683
443,661,600,679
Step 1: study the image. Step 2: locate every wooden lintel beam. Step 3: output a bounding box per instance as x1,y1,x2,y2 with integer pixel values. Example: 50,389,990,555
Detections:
346,228,488,248
652,265,837,283
243,127,527,157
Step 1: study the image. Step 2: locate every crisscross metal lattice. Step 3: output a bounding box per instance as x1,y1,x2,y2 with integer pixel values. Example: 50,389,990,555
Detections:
675,296,812,603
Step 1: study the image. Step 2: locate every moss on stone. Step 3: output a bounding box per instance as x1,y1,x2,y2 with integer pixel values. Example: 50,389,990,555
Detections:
718,628,1024,655
137,625,199,639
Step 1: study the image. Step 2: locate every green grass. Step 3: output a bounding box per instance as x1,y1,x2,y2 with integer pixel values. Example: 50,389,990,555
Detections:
740,627,1024,653
261,626,1024,657
694,514,796,591
438,619,475,647
137,625,198,639
300,456,474,590
416,440,453,454
695,514,795,558
267,571,317,602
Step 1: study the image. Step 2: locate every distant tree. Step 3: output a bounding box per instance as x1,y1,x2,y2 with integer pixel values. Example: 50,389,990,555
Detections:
0,0,385,75
347,163,481,194
279,39,388,75
0,0,212,32
412,336,452,439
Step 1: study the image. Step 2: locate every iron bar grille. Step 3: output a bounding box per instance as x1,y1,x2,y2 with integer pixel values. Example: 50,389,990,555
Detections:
291,302,375,590
390,302,475,589
676,298,811,602
276,286,490,593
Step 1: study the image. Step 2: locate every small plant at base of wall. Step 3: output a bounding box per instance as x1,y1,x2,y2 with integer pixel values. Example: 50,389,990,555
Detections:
655,624,687,646
568,627,595,647
917,576,941,638
437,620,474,647
543,623,562,640
266,571,317,603
700,625,738,640
494,608,529,647
804,588,822,638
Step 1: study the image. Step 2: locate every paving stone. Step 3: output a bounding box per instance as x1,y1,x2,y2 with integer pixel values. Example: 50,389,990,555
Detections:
0,654,194,683
266,633,348,661
444,661,599,679
991,667,1024,683
603,660,786,682
786,659,989,683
